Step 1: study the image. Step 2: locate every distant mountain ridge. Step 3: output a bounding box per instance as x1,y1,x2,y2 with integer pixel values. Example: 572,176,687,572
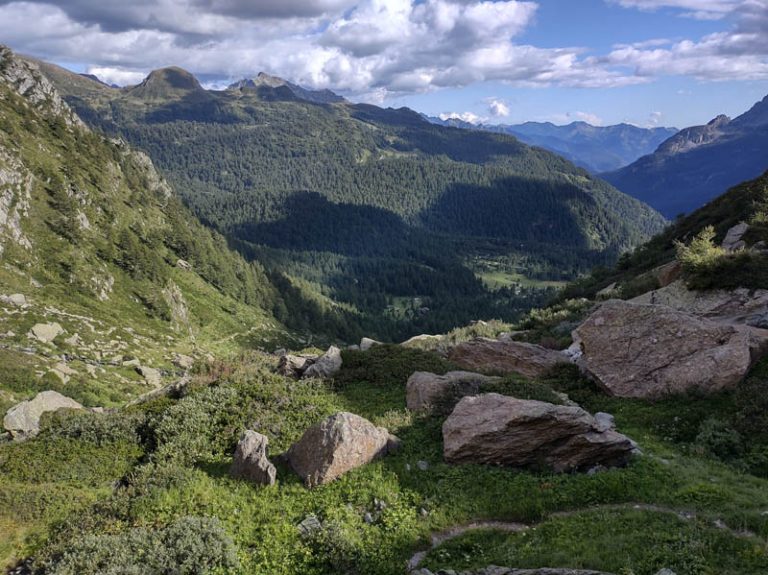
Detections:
427,116,678,173
603,94,768,218
227,72,346,104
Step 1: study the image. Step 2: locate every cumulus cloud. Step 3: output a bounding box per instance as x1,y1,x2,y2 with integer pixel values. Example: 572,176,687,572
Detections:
439,111,485,124
0,0,765,99
486,98,510,117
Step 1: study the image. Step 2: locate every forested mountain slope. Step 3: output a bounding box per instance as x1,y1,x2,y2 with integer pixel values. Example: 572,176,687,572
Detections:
603,95,768,218
32,60,666,341
0,46,292,413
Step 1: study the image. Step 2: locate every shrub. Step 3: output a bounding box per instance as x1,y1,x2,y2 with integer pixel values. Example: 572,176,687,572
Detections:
44,516,239,575
40,409,145,446
335,344,454,389
694,418,744,462
675,225,725,273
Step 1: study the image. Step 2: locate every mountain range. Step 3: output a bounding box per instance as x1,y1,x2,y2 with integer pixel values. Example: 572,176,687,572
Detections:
603,94,768,218
27,56,666,342
427,116,678,173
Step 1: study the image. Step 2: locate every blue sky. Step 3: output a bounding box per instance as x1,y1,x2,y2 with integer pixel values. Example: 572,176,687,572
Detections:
1,0,766,128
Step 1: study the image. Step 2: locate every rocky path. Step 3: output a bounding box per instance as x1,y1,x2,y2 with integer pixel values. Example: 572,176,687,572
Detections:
407,502,761,572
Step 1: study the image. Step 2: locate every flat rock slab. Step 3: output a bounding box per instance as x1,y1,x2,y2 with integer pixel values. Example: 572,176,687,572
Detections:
28,322,64,343
442,393,635,473
573,299,768,398
3,390,82,439
448,338,566,378
406,371,501,412
288,412,397,487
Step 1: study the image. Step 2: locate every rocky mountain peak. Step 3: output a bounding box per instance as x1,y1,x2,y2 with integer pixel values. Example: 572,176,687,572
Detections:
127,66,205,100
733,93,768,128
0,45,85,129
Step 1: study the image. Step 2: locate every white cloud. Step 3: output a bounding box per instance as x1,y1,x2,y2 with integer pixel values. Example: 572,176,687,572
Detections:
439,111,485,124
87,66,146,86
545,111,605,125
486,98,510,117
607,0,743,20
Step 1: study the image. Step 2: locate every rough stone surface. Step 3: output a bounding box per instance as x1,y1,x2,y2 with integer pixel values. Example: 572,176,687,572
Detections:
1,293,27,307
401,334,444,349
173,354,194,370
406,371,502,412
302,346,342,379
3,391,83,439
652,260,682,288
288,412,396,487
277,354,316,378
230,430,277,486
573,300,768,398
721,222,749,251
28,322,64,343
442,394,636,473
632,280,768,323
448,338,566,378
136,365,162,387
360,337,382,351
414,569,614,575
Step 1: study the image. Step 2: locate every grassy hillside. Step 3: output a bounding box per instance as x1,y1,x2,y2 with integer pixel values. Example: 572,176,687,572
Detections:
0,46,294,415
35,61,667,341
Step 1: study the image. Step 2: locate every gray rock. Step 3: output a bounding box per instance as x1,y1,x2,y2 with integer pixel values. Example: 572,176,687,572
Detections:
173,354,194,370
443,393,636,472
447,338,567,379
721,222,749,251
573,299,768,398
593,412,615,433
406,371,501,412
136,365,162,387
360,337,382,351
654,570,677,575
3,390,83,439
297,515,322,537
417,460,429,471
28,322,64,343
230,430,277,486
302,346,342,379
1,293,27,307
288,412,396,487
277,354,316,378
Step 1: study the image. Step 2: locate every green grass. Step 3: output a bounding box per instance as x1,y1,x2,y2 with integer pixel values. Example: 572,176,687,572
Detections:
4,347,768,574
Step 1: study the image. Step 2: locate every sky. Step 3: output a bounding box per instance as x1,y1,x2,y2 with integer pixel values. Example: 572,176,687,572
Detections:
1,0,767,128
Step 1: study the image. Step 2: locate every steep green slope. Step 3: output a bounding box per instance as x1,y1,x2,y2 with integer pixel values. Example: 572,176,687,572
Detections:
37,62,667,341
562,170,768,301
0,46,292,413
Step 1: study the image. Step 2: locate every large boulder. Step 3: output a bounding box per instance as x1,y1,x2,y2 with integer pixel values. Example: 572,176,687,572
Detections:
277,354,317,378
288,412,397,487
442,393,636,472
632,280,768,323
448,338,566,378
406,371,501,412
28,322,64,343
573,299,768,398
302,346,342,379
230,430,277,486
721,222,749,251
3,390,83,439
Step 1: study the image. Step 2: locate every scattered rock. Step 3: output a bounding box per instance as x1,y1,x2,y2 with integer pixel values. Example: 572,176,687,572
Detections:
573,300,768,398
288,412,397,487
721,222,749,251
136,365,162,387
49,362,77,384
122,358,141,367
448,338,567,379
360,337,382,351
416,460,429,471
85,364,97,377
1,293,26,307
297,515,322,537
442,393,637,472
3,390,83,439
230,430,277,486
278,354,317,378
176,259,192,270
655,570,677,575
28,322,64,343
63,333,81,347
596,283,618,299
302,346,342,379
172,353,194,370
406,370,501,412
400,334,443,349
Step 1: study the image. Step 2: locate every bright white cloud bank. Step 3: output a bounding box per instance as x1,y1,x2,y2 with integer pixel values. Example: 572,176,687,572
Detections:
0,0,766,97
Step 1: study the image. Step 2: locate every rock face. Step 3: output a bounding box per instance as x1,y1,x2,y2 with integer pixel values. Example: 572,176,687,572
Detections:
448,339,566,378
288,412,396,487
230,430,277,486
442,394,636,472
360,337,381,351
3,391,83,439
136,365,162,387
721,222,749,251
302,346,343,379
406,371,501,412
278,354,316,378
632,280,768,323
573,300,768,398
28,322,64,343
